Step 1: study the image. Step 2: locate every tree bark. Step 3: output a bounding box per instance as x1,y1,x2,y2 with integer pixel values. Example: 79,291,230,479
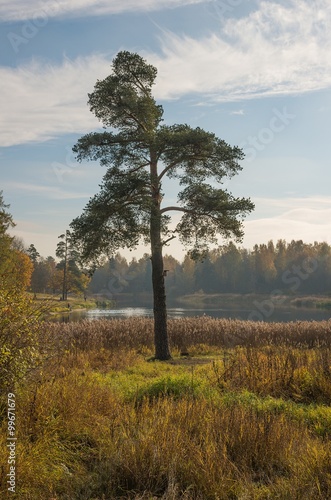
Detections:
150,157,171,360
62,235,68,301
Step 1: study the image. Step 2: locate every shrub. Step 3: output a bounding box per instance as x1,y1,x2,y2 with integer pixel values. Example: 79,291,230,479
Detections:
0,281,44,395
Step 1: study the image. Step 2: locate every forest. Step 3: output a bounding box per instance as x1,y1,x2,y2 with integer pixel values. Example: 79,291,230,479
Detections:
27,239,331,303
83,240,331,300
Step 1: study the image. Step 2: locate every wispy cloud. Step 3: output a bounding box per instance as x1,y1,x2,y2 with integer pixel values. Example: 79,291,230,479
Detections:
244,216,331,249
164,195,331,251
0,0,205,22
8,194,331,258
3,181,91,200
0,55,110,147
253,196,331,210
2,1,331,147
151,0,331,100
243,195,331,248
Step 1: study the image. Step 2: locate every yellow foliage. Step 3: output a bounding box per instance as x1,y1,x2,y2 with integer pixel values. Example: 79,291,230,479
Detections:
0,249,33,291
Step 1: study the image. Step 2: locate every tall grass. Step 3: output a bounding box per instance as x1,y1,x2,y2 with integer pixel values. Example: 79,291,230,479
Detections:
211,346,331,404
42,317,331,352
1,317,331,499
2,372,331,499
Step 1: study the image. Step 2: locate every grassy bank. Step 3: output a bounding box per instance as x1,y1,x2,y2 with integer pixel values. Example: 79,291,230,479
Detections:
1,318,331,499
28,293,114,317
177,292,331,310
290,295,331,309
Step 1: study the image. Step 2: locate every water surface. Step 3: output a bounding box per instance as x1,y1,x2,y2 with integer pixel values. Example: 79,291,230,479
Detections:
54,306,331,323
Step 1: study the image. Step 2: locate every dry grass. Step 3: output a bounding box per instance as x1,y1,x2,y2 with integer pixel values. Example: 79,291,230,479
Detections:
211,346,331,404
1,317,331,499
41,316,331,353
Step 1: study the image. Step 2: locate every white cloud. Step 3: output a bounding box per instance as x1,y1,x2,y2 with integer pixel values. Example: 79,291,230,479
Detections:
151,0,331,100
0,0,204,22
2,1,331,147
0,55,110,147
243,216,331,249
253,196,331,211
242,196,331,248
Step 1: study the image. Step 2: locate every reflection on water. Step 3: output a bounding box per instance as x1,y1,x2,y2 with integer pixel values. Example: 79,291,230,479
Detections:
88,308,154,318
53,307,331,323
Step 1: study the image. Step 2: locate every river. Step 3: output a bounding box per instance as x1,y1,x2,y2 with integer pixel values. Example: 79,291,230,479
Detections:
53,306,331,323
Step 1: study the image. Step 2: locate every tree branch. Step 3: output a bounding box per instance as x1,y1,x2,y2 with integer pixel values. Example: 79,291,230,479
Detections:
118,95,148,132
118,162,150,175
157,151,216,182
160,206,191,214
161,235,176,246
158,161,180,182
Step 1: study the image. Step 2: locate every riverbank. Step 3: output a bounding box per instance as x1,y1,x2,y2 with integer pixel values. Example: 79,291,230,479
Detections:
177,292,331,310
34,291,331,314
29,293,114,317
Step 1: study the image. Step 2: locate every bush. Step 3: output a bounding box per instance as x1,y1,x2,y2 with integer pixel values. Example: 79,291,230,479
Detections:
0,280,44,395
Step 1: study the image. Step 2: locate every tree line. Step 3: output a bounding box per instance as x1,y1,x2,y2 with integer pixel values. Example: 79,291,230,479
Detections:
6,223,330,300
87,240,331,299
22,238,331,299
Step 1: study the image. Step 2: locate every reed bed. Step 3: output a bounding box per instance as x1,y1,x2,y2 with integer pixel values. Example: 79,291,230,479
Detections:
42,317,331,352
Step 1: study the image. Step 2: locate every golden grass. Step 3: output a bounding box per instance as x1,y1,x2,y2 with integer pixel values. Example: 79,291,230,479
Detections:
41,316,331,352
211,346,331,404
1,317,331,499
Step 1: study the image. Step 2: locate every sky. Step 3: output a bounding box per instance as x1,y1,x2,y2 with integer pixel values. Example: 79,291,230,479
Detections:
1,0,331,261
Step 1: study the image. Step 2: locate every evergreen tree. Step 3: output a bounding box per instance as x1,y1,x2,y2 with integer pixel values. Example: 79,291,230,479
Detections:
70,51,254,359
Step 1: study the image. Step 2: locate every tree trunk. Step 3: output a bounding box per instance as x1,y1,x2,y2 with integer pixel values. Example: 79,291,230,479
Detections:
62,256,67,301
150,215,171,359
150,159,171,360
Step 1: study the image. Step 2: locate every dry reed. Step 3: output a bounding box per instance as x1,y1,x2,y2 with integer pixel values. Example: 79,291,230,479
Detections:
41,317,331,353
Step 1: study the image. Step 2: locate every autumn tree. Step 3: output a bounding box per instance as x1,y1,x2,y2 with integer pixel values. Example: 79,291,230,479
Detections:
56,231,71,300
0,192,33,291
0,190,15,274
27,243,40,264
214,243,243,292
0,193,41,392
56,230,90,299
70,51,254,360
30,256,56,294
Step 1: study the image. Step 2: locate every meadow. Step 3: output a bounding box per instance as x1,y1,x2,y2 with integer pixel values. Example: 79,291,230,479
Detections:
1,317,331,499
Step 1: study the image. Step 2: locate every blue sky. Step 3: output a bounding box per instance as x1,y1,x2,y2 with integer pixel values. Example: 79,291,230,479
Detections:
1,0,331,260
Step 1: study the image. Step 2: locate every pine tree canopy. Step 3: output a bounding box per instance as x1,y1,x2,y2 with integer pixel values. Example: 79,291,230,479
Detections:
70,51,254,264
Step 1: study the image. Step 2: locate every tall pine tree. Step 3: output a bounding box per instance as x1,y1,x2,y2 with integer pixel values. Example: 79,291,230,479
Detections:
70,51,254,359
